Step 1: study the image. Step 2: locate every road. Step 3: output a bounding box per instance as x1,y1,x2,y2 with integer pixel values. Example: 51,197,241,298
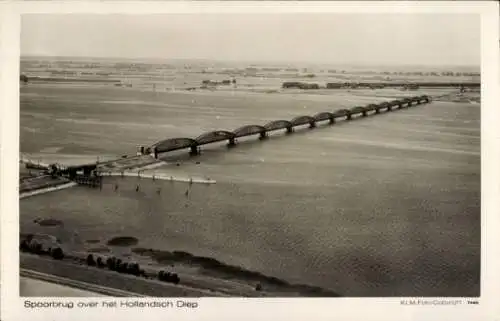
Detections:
20,276,107,297
20,270,144,297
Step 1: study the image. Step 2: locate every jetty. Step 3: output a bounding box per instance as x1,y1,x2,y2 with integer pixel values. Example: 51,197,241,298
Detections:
98,171,216,184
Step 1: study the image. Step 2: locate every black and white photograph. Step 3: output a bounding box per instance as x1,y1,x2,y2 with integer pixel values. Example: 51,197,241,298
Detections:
15,11,483,298
1,2,499,320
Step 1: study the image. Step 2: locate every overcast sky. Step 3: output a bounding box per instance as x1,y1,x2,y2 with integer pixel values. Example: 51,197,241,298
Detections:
21,14,480,67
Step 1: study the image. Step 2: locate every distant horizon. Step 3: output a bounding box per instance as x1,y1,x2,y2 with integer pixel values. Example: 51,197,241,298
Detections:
20,54,480,71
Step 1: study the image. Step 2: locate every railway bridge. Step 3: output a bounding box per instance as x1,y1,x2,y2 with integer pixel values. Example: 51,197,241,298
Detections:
24,94,431,181
144,95,431,157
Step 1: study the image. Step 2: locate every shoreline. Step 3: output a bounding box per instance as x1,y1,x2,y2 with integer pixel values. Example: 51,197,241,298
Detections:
19,235,341,297
20,182,78,199
130,247,341,297
20,254,228,297
18,173,214,200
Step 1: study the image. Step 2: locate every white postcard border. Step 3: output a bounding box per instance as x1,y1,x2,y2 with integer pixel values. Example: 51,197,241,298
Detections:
1,2,499,321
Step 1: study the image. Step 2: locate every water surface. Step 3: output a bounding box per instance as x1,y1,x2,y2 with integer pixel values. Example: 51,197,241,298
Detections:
20,82,480,297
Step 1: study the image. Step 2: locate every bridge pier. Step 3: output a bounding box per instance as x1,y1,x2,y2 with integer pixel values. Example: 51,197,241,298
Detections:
227,138,236,148
328,117,335,125
286,127,294,134
309,122,316,129
190,146,199,156
362,111,367,117
259,132,268,140
375,108,380,114
346,114,352,120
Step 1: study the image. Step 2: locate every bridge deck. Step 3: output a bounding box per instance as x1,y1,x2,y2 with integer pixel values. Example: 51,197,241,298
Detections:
145,94,431,156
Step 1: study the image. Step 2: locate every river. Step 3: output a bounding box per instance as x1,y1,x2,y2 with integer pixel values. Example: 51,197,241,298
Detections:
19,71,480,297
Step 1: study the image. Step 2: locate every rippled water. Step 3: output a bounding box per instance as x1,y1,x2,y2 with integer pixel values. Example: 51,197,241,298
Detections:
20,84,480,297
